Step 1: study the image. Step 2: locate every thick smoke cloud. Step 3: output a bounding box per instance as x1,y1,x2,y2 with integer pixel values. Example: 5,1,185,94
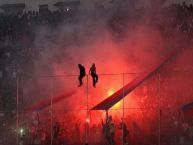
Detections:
21,0,193,122
10,1,193,145
32,0,170,76
1,1,193,145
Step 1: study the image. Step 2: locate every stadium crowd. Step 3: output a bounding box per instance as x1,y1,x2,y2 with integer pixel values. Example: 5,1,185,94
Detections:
0,2,193,76
1,1,193,145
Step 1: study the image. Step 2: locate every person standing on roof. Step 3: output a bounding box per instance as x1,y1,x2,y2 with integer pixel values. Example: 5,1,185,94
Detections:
89,63,98,88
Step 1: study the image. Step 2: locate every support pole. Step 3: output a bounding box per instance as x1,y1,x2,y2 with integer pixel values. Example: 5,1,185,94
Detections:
158,72,161,145
106,110,109,123
16,78,19,145
122,73,125,145
85,74,89,145
51,78,54,145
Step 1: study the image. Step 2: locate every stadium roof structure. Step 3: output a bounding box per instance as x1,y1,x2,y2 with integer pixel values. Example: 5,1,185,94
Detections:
92,51,179,110
0,3,25,9
54,1,80,7
26,49,181,112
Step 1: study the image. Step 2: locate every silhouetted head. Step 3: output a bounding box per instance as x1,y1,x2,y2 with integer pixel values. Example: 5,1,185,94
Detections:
78,64,81,67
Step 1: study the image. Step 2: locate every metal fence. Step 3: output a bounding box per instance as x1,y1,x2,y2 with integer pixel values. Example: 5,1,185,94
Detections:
0,71,193,145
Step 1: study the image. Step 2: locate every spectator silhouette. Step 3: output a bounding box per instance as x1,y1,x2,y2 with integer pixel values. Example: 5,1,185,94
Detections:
89,63,98,88
78,64,86,87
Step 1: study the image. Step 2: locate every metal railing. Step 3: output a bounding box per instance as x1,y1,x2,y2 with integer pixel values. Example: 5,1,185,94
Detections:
0,70,192,145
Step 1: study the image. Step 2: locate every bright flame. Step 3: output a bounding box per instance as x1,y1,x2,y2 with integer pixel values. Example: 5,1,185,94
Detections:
113,101,121,108
108,90,114,96
20,128,24,133
108,90,121,109
86,119,90,123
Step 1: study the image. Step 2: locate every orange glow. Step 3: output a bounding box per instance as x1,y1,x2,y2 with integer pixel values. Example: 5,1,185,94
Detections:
108,90,114,96
113,101,121,108
108,90,121,109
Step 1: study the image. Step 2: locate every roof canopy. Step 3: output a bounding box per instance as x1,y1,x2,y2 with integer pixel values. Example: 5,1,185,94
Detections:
54,1,80,7
92,51,178,110
0,3,25,9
